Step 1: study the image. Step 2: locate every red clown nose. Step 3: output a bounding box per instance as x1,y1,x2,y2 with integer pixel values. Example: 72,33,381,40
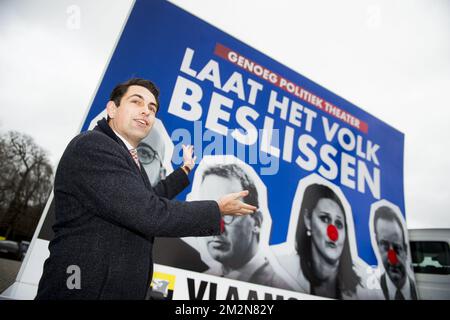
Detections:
388,248,399,266
327,224,338,242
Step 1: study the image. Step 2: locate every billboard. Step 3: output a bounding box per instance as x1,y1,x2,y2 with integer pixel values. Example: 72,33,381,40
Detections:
5,0,417,300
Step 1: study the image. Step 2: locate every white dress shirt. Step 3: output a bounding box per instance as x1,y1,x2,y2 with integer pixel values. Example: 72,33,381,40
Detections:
112,129,134,151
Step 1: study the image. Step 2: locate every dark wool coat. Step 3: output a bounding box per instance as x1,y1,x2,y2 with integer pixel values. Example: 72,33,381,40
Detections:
36,119,221,299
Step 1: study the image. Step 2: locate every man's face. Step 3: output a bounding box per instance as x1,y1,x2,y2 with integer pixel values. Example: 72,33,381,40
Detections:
198,174,256,267
376,218,407,287
107,85,157,147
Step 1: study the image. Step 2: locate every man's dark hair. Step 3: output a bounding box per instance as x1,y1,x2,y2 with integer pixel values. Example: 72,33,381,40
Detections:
373,206,406,246
107,78,160,121
295,183,360,297
202,164,263,237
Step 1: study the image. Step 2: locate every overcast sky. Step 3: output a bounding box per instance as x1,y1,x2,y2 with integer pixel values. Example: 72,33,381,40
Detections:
0,0,449,229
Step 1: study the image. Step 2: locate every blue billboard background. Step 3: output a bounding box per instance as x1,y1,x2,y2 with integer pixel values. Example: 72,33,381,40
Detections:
81,0,405,267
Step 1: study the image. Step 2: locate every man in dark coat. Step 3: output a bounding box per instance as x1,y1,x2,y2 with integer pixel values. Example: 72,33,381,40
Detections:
35,78,256,299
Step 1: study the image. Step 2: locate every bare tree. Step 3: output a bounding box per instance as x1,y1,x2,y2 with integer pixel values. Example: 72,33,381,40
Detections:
0,131,53,240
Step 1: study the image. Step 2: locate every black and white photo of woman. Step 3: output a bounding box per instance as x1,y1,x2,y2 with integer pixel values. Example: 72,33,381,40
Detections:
273,177,375,299
297,183,361,298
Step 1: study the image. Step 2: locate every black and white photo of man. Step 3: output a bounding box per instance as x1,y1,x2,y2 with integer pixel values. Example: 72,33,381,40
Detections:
137,125,166,186
186,156,291,290
371,202,418,300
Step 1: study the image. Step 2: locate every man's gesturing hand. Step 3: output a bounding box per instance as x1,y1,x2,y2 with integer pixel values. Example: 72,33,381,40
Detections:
216,190,257,216
182,144,196,171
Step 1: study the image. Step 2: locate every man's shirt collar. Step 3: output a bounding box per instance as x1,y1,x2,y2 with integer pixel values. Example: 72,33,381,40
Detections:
112,129,134,151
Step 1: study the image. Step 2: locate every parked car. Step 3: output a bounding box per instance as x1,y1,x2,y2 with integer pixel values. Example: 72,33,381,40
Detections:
409,228,450,299
18,241,30,260
0,240,30,261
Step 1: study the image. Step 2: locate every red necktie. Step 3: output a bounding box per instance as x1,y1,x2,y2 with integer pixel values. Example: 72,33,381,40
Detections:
129,148,141,169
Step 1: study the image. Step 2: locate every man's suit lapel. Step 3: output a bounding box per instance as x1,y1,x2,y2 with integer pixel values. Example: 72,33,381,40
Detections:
380,274,390,300
409,276,418,300
94,118,152,190
139,163,152,190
